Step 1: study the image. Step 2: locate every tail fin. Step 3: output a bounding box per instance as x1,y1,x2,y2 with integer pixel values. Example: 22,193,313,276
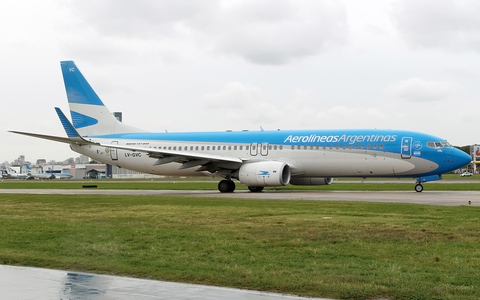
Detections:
26,165,32,174
60,61,144,137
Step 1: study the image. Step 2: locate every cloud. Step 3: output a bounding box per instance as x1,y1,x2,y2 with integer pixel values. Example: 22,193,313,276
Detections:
65,0,348,65
205,0,348,65
392,0,480,52
202,82,281,126
384,78,461,102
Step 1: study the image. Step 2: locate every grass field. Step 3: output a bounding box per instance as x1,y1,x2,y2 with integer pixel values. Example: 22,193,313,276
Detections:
1,174,480,191
0,193,479,300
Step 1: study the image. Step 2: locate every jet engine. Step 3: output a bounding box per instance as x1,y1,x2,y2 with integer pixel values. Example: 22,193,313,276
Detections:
238,161,291,186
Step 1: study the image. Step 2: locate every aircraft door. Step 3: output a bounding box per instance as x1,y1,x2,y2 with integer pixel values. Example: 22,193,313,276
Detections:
110,141,118,160
401,137,412,159
250,143,258,156
260,143,269,156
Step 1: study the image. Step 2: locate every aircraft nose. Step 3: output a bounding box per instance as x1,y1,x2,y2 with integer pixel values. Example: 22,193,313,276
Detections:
455,149,472,168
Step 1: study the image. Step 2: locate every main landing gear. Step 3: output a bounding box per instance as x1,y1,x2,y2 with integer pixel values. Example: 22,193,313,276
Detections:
248,186,264,192
217,180,265,193
218,179,236,193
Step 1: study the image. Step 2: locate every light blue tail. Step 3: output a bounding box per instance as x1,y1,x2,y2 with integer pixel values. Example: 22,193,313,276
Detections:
60,61,144,137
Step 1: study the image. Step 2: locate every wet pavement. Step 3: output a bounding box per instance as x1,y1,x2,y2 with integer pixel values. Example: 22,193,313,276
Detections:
0,265,332,300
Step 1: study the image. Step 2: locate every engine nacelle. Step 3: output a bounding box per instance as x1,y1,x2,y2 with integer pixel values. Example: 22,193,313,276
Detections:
239,161,291,187
289,177,334,186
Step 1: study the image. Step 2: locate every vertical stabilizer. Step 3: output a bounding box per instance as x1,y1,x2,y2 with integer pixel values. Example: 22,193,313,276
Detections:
60,61,144,137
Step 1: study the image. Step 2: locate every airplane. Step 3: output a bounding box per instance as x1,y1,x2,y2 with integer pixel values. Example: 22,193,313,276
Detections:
3,164,31,180
25,165,73,179
25,165,55,179
10,61,472,192
48,168,74,179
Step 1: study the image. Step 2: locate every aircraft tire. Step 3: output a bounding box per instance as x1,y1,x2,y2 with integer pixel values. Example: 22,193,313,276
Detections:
415,183,423,192
218,180,235,193
248,186,264,192
228,180,236,192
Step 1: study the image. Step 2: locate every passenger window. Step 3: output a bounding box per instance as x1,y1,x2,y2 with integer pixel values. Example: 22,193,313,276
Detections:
195,146,199,150
367,145,371,149
246,146,249,150
212,146,215,150
380,144,384,150
279,145,283,150
207,146,210,150
240,146,243,150
361,145,365,149
234,146,237,150
373,145,377,149
355,145,358,149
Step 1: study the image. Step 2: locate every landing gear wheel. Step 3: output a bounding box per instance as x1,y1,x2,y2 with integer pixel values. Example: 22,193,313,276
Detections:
415,183,424,192
228,180,236,192
248,186,264,192
218,180,235,193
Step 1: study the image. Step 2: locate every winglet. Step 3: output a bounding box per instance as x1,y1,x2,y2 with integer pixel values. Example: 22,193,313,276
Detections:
55,107,96,145
55,107,81,139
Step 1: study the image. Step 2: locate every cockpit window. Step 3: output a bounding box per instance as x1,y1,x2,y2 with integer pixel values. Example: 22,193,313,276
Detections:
427,141,452,148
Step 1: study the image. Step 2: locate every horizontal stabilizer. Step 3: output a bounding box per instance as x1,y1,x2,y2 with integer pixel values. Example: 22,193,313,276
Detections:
9,131,74,144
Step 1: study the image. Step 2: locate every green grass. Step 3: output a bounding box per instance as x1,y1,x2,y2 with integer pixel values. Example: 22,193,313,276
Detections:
0,194,479,300
1,174,480,191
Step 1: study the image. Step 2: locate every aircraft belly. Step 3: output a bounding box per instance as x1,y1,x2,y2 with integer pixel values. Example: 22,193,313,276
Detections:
296,151,420,177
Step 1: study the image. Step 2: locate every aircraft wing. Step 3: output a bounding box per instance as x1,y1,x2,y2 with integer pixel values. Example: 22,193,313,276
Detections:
99,142,244,169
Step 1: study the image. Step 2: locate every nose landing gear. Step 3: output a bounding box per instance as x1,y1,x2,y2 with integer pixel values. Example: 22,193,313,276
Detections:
414,183,424,192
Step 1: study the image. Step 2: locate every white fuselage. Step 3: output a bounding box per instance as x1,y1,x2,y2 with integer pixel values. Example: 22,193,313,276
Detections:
72,138,436,179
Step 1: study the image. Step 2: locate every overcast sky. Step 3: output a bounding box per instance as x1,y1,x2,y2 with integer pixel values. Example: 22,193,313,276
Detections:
2,0,480,163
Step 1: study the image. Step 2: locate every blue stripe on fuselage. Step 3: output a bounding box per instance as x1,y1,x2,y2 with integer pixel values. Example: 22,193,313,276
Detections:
89,129,445,153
